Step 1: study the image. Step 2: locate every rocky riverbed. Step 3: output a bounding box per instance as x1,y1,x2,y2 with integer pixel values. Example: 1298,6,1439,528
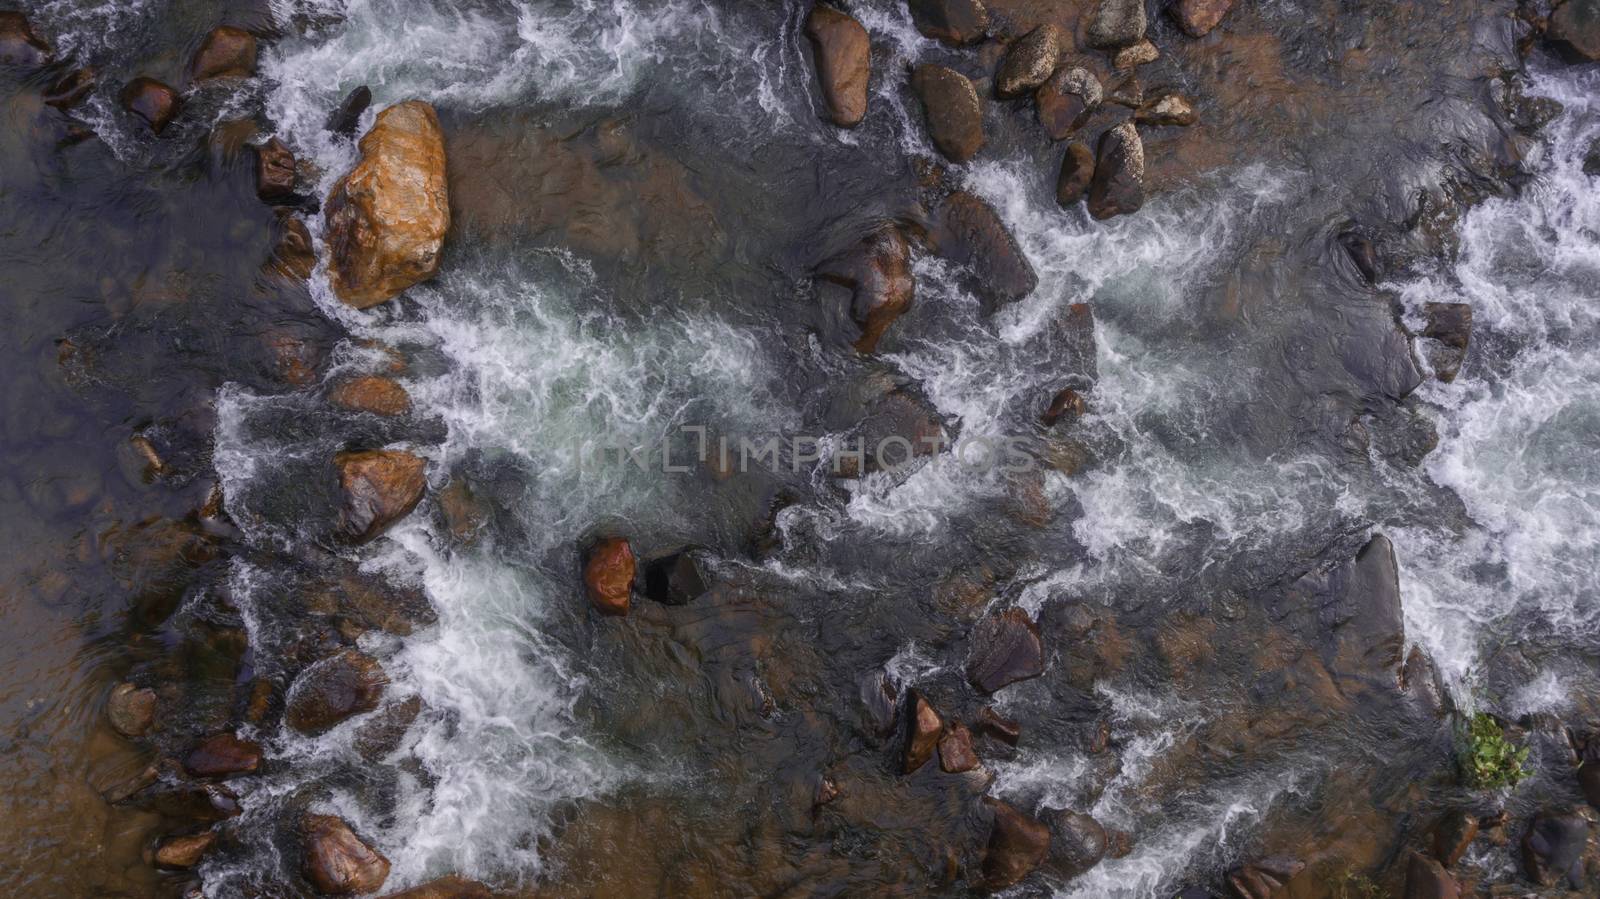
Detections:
2,0,1600,896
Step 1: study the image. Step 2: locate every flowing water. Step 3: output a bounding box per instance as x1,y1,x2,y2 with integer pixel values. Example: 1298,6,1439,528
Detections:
3,0,1599,896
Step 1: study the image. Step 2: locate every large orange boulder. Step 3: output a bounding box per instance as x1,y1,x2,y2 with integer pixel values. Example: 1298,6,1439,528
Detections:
303,814,390,895
804,4,870,127
583,537,635,616
335,449,427,543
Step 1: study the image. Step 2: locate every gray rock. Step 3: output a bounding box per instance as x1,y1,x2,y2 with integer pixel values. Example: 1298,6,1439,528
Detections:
1087,0,1147,49
995,25,1062,99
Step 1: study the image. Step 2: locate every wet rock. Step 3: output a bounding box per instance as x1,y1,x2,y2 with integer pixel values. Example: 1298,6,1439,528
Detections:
859,670,899,741
437,477,489,544
995,25,1061,99
1087,0,1147,49
1041,387,1088,426
267,215,317,283
1036,67,1101,140
107,683,157,738
966,608,1045,693
1047,810,1106,878
184,732,262,778
1548,0,1600,62
335,449,427,543
930,191,1039,308
303,814,390,896
329,375,412,416
913,64,985,163
982,798,1050,891
191,26,257,81
256,137,298,201
324,101,450,308
1339,231,1381,284
1405,852,1460,899
0,11,51,69
1105,828,1134,858
908,0,988,45
44,68,97,110
1227,856,1304,898
1521,809,1588,887
1113,39,1159,70
286,650,387,736
975,706,1021,745
1107,75,1143,108
1432,810,1479,867
121,78,182,134
1422,302,1473,382
353,695,423,762
153,831,216,869
817,225,915,353
904,691,945,773
378,877,494,899
583,536,635,617
1280,534,1407,692
828,376,952,476
1136,93,1198,127
1173,0,1235,37
1087,122,1145,220
642,550,710,605
938,723,980,772
328,86,373,138
1585,137,1600,175
1056,142,1096,207
1577,732,1600,809
805,3,870,128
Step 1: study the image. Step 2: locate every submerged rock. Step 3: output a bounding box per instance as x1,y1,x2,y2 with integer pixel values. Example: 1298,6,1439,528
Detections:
1047,810,1106,878
184,732,262,778
1548,0,1600,62
1041,387,1088,426
1087,122,1145,220
913,64,985,163
642,549,710,606
930,191,1038,308
1036,68,1101,140
328,85,373,138
1056,142,1096,207
975,706,1021,745
324,101,450,308
303,814,390,896
805,3,870,128
335,449,427,543
1136,93,1198,127
982,798,1050,890
1173,0,1235,37
816,225,915,353
1227,856,1304,898
1405,852,1460,899
1521,809,1588,887
904,691,944,773
1087,0,1147,49
152,831,217,869
966,608,1044,693
44,68,97,110
1280,534,1407,692
0,11,51,69
107,683,157,738
378,877,494,899
995,25,1061,99
329,375,412,417
1112,39,1159,70
938,722,979,772
121,78,182,134
286,650,388,735
191,26,257,81
256,137,298,201
584,536,635,617
1431,810,1478,867
908,0,988,44
1421,302,1472,382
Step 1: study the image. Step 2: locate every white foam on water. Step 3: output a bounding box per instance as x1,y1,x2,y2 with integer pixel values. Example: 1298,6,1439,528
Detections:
29,0,152,59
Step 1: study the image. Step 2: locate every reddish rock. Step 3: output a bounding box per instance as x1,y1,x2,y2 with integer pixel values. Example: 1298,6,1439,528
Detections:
437,478,489,543
1056,142,1095,207
1087,122,1145,220
975,706,1021,745
1548,0,1600,62
1041,388,1088,426
938,723,980,772
1431,809,1478,867
378,877,494,899
335,449,427,543
995,25,1061,99
817,225,915,353
191,26,257,81
815,775,841,806
1036,67,1101,140
1173,0,1235,37
1113,39,1159,70
184,732,262,778
583,537,635,616
108,682,157,738
966,608,1045,693
1105,827,1134,858
908,0,988,44
0,11,51,69
286,650,388,736
1227,856,1304,898
44,68,97,110
805,4,870,128
329,376,412,416
121,78,182,134
931,191,1038,309
1405,851,1461,899
303,814,390,895
982,798,1050,890
913,64,984,163
153,831,216,869
1136,93,1198,127
268,216,317,284
257,137,297,200
904,691,944,773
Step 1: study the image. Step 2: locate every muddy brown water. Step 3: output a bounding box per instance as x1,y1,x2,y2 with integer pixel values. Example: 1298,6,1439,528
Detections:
3,0,1599,896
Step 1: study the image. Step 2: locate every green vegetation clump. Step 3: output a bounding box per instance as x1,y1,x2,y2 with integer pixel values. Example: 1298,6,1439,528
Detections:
1457,712,1530,790
1326,868,1387,899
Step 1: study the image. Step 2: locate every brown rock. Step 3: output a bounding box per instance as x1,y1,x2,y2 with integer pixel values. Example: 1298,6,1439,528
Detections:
437,478,489,543
931,191,1038,309
908,0,989,45
1521,809,1588,887
995,25,1061,99
191,26,257,81
967,608,1044,693
982,798,1050,890
583,537,635,616
1173,0,1235,37
1104,827,1134,858
329,86,373,138
816,776,841,806
353,695,423,762
45,68,97,110
336,449,427,543
286,650,388,736
329,376,412,416
1049,810,1107,877
121,78,182,134
913,64,985,163
938,723,980,772
265,216,317,284
324,101,450,308
1548,0,1600,62
974,706,1021,745
1056,142,1096,207
805,4,870,128
1406,851,1461,899
1431,809,1479,867
1112,39,1159,70
257,137,297,200
184,732,262,778
0,11,51,69
304,814,390,895
1106,75,1143,108
1087,122,1145,220
378,877,494,899
153,831,216,869
1227,856,1304,898
1136,93,1197,126
904,691,944,773
107,683,157,738
1422,302,1473,382
1041,387,1088,425
818,225,915,353
1087,0,1147,49
1036,67,1101,140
